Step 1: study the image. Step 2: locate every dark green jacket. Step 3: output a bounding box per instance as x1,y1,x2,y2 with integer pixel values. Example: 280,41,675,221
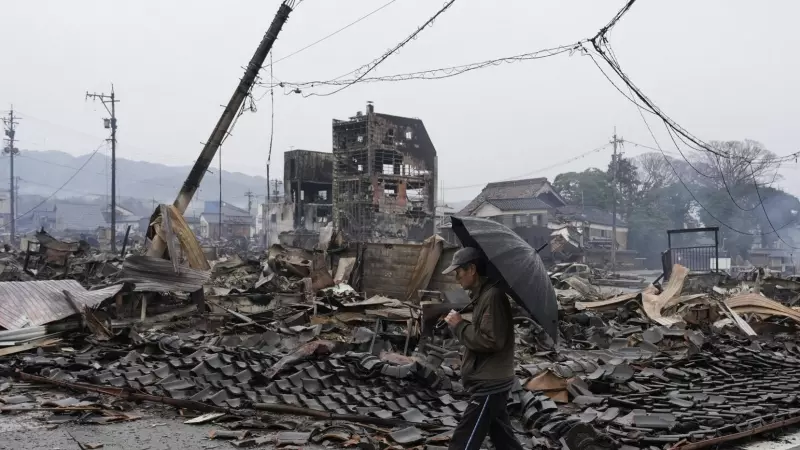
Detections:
453,277,516,389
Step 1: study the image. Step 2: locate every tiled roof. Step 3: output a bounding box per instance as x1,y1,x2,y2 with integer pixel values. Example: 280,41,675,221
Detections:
459,178,561,215
203,201,251,217
485,197,552,211
202,201,252,225
555,205,627,227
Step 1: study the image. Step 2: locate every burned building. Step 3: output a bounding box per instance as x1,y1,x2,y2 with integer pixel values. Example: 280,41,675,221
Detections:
332,103,437,243
283,150,334,231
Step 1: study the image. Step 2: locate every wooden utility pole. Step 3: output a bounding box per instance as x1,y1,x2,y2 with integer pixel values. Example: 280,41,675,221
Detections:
245,190,255,216
146,1,294,258
86,87,119,252
264,166,270,248
610,128,624,272
2,108,19,242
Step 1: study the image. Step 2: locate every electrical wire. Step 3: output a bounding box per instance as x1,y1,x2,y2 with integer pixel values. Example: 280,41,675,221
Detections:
590,19,799,228
751,161,799,249
258,0,642,98
268,52,275,168
443,143,610,191
266,0,400,68
300,0,459,97
19,178,107,198
588,1,730,159
265,43,584,90
1,141,107,230
622,68,794,237
15,153,107,177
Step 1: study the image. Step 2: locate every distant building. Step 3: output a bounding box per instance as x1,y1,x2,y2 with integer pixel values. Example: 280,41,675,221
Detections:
54,202,107,234
103,205,141,234
749,240,797,274
552,205,629,251
457,177,634,267
0,195,10,229
332,102,438,243
183,215,202,235
200,201,252,239
458,177,567,228
284,150,333,230
31,208,56,232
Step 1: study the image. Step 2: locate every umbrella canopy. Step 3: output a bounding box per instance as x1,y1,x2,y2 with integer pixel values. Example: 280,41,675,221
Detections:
449,216,559,341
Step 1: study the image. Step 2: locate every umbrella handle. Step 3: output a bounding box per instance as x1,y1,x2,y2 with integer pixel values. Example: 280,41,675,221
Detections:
434,298,478,330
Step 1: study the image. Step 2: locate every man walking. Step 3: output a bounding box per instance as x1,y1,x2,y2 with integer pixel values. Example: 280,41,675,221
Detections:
442,247,524,450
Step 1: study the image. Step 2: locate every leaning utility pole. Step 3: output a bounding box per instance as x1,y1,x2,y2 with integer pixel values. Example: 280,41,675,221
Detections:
610,128,624,273
2,108,19,242
147,1,294,258
86,87,119,252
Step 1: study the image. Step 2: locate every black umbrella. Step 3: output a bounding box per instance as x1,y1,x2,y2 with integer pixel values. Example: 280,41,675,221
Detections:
449,216,559,341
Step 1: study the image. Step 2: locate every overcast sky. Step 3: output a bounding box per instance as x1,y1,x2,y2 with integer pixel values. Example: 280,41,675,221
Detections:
2,0,799,205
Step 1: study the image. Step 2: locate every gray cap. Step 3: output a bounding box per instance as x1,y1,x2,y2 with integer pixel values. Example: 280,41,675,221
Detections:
442,247,482,275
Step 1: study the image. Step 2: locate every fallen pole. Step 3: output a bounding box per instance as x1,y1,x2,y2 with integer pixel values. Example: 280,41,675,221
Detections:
18,372,234,415
252,403,444,430
0,406,103,413
18,372,447,431
671,414,800,450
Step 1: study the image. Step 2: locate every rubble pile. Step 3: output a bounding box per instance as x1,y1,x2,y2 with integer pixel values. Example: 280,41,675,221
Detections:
5,226,800,449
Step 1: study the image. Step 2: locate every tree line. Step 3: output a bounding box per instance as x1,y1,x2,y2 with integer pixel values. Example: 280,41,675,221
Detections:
551,140,800,266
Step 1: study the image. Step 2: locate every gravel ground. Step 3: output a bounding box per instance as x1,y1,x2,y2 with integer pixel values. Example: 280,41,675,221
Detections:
0,416,220,450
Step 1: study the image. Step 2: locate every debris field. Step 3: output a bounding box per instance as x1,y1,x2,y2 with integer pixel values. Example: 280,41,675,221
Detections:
2,230,800,449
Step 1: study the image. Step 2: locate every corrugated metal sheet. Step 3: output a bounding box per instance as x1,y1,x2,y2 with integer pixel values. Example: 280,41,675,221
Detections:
119,256,211,293
0,280,123,330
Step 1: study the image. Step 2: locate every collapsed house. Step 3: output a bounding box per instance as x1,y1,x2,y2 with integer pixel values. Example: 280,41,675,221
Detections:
332,102,437,243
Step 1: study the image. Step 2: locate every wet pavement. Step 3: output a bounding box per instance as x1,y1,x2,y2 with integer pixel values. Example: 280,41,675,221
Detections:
0,416,216,450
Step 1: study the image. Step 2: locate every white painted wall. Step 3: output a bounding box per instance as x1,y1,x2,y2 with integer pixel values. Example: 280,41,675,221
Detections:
472,202,548,219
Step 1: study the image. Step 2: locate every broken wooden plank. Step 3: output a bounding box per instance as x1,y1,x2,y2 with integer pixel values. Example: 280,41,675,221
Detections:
0,338,61,357
642,264,689,326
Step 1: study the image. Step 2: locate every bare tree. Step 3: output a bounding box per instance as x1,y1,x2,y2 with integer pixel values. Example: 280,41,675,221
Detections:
692,140,779,189
634,152,678,192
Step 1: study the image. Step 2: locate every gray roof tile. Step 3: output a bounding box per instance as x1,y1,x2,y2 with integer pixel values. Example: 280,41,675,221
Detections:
485,197,552,211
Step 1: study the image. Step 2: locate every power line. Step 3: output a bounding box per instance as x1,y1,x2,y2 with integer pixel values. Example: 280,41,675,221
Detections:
751,161,799,249
268,0,400,67
299,0,459,97
266,43,583,90
269,0,638,97
86,86,119,252
2,107,20,241
588,21,798,223
0,141,107,230
443,143,610,191
264,52,276,248
590,50,728,159
16,152,107,177
623,66,794,237
18,178,107,198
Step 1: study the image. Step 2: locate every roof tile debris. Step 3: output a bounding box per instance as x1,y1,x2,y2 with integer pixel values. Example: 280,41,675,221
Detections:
4,225,800,449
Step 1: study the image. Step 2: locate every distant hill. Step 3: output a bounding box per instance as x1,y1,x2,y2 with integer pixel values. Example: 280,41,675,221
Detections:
1,149,472,220
0,149,275,215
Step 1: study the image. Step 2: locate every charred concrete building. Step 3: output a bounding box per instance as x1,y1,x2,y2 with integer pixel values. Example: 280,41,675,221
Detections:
284,150,334,230
332,103,437,243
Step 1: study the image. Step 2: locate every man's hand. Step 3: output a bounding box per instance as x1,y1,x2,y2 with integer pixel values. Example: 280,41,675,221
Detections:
445,310,463,328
